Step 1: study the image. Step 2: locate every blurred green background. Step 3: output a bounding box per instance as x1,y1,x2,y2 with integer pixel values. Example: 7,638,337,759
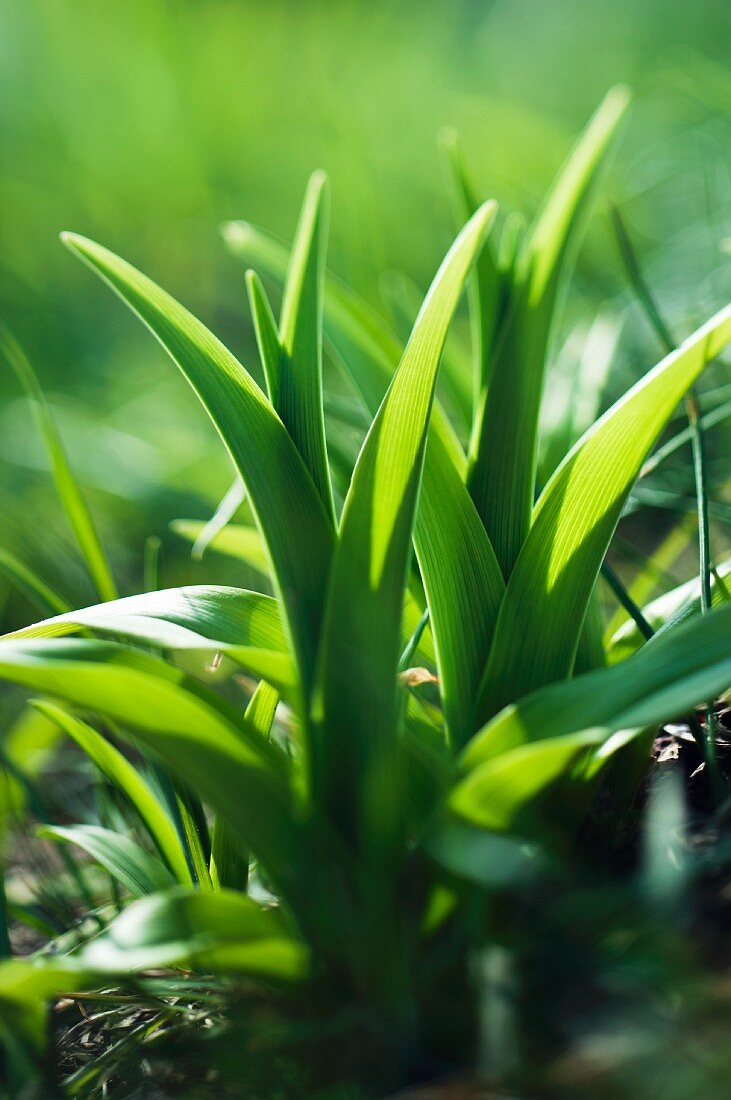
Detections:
0,0,729,617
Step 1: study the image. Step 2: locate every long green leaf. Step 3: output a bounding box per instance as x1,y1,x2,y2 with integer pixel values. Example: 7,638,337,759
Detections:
439,128,502,410
467,88,630,577
452,601,731,832
223,210,509,747
0,548,70,616
0,638,302,891
0,325,117,602
277,171,334,518
315,202,495,857
210,679,279,891
61,233,334,700
4,585,295,701
246,269,282,404
231,206,505,749
38,824,175,898
479,304,731,721
80,886,309,980
33,701,191,885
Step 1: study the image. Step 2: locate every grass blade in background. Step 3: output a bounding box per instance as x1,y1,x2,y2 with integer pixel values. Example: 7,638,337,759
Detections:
0,549,71,617
439,128,502,412
61,234,334,702
38,824,176,898
467,88,630,577
210,679,279,890
609,556,731,661
0,325,117,603
0,638,303,893
478,303,731,722
33,701,191,885
171,521,271,578
189,478,246,561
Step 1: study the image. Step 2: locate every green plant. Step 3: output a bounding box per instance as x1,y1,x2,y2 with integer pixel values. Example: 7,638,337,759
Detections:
1,87,731,1096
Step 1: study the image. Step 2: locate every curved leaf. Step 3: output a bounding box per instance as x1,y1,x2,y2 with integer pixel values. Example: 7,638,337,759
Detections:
4,586,295,700
38,824,175,897
80,887,309,980
278,171,334,517
479,303,731,721
33,701,191,885
467,88,630,577
315,202,495,856
0,325,117,602
61,233,334,700
0,638,302,891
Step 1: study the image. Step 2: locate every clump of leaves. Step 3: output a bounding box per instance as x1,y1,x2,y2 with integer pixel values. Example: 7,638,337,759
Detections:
1,86,731,1097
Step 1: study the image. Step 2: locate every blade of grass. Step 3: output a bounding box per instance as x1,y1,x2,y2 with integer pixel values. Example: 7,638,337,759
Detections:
32,701,191,885
210,679,279,891
38,825,176,898
0,549,70,617
439,129,502,413
171,520,270,578
190,479,246,561
0,325,117,602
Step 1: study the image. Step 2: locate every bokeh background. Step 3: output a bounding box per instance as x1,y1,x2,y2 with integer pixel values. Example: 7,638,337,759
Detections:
1,0,729,619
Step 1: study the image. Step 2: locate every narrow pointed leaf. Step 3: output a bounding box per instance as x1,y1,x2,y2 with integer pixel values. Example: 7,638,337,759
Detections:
0,548,70,616
3,585,295,700
467,88,630,577
479,304,731,721
315,203,494,856
452,601,731,832
440,129,502,405
80,887,309,980
0,326,117,602
190,478,246,560
33,701,191,885
277,171,334,517
61,233,334,699
38,824,176,898
246,269,282,404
